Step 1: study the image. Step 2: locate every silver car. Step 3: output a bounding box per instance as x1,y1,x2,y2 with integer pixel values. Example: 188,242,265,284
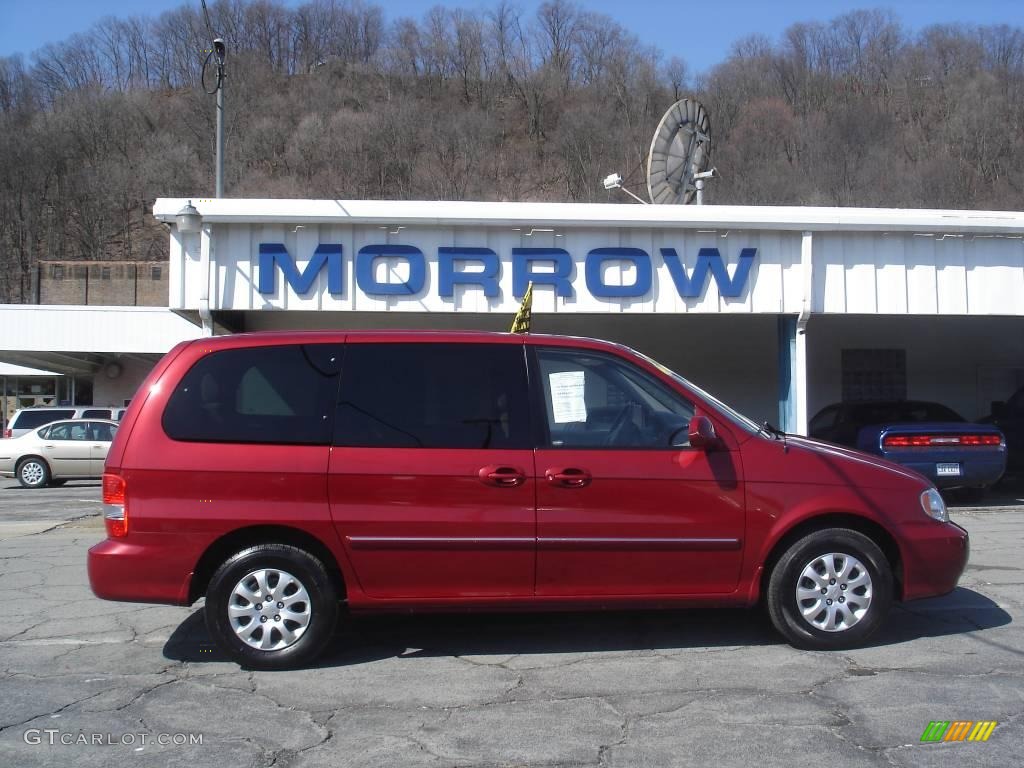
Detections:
0,419,118,488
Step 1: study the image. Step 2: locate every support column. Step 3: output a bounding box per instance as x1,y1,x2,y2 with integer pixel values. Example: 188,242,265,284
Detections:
794,230,814,436
794,315,809,435
777,315,797,432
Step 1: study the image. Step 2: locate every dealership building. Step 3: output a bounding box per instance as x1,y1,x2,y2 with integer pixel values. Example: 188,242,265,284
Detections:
2,199,1024,434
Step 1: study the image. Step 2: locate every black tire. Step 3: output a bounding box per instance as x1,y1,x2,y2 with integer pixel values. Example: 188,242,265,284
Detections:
16,457,50,489
766,528,892,650
205,544,339,670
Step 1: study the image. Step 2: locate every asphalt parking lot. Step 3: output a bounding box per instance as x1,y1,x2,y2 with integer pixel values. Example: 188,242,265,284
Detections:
0,479,1022,768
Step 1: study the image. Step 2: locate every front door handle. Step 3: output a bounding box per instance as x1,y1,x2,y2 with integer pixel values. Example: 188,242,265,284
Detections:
545,467,592,488
478,465,526,487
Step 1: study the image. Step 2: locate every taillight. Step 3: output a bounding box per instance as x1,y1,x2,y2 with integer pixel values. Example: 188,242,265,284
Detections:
103,473,128,537
3,428,10,439
883,434,1003,448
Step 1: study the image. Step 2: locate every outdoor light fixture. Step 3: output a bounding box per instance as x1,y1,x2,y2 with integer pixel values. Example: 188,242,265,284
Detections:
175,201,202,234
602,173,624,190
602,172,649,204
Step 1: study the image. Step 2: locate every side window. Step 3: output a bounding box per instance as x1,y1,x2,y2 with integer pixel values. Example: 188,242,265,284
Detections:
162,345,342,444
1007,388,1024,417
17,410,75,430
536,347,694,449
89,422,116,442
47,423,73,441
334,343,530,449
49,422,88,441
809,405,840,435
82,409,112,419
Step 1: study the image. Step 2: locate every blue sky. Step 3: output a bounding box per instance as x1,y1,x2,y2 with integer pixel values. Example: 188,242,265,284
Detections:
1,0,1021,73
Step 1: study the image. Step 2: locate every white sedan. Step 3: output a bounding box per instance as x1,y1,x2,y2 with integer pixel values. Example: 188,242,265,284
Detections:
0,419,118,488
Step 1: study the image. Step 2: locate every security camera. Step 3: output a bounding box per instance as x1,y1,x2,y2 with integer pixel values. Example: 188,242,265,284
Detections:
602,173,623,190
693,167,719,181
213,38,226,63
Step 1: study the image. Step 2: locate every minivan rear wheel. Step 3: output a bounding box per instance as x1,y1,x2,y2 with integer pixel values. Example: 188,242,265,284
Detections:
766,528,892,650
205,544,339,669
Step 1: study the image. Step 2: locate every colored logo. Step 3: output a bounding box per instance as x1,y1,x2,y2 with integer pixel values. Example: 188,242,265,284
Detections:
257,243,757,301
920,721,997,743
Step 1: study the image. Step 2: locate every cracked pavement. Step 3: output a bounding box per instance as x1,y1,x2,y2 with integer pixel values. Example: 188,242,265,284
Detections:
0,480,1022,767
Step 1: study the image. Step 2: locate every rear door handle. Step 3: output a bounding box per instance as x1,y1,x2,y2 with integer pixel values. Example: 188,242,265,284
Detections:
478,465,526,487
545,467,592,488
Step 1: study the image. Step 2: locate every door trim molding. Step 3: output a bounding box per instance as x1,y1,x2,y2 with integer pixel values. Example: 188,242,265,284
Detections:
346,536,534,550
537,537,741,551
346,536,740,551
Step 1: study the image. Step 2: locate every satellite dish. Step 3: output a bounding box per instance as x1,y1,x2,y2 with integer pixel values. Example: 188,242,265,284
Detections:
646,99,711,205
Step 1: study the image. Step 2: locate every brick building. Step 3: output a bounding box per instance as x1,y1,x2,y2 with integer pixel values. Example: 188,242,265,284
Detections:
36,261,169,307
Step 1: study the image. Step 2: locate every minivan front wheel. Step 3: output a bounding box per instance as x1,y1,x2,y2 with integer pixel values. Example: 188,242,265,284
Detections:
205,544,339,669
767,528,892,650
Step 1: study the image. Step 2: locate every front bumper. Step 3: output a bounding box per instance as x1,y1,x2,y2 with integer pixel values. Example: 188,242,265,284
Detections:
899,521,969,601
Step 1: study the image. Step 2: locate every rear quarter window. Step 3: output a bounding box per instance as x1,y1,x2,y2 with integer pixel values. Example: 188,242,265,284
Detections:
13,410,76,430
162,345,342,444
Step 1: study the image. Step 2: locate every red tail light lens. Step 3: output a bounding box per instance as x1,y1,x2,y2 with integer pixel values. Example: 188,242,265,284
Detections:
3,428,10,439
883,434,1003,448
958,435,1003,446
102,473,128,538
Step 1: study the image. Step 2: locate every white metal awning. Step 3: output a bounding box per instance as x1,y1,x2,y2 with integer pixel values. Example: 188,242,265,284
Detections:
0,362,63,376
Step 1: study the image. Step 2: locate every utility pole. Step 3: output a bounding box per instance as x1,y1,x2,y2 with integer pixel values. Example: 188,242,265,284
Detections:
213,38,225,198
201,0,226,197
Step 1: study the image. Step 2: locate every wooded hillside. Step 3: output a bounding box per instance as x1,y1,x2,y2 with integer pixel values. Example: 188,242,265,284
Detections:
2,0,1023,301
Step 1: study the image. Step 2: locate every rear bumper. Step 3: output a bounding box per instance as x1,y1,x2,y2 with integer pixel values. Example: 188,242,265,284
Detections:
899,521,969,601
88,536,194,605
892,455,1005,489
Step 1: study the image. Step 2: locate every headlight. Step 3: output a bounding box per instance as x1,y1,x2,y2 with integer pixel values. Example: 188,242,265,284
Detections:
920,488,949,523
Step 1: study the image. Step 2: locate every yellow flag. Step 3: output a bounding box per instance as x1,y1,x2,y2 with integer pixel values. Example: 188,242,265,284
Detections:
510,282,533,333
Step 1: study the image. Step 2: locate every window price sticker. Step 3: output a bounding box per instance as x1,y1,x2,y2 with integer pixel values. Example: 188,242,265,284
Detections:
550,371,587,424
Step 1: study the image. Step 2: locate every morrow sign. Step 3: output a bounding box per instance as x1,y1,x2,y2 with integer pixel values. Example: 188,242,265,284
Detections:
257,244,757,300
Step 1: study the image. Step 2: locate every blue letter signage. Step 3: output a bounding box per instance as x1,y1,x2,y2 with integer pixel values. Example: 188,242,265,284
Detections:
258,243,343,295
438,247,500,298
356,244,425,295
585,248,653,298
661,247,756,298
257,243,757,301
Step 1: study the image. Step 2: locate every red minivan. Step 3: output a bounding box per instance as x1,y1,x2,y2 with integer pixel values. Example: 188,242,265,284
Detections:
88,331,968,668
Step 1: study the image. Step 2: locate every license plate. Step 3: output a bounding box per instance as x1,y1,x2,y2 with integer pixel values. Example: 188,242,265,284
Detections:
936,463,961,477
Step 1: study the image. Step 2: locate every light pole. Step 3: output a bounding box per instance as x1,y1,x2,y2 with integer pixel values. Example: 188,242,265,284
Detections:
202,37,227,198
201,0,226,198
213,39,225,199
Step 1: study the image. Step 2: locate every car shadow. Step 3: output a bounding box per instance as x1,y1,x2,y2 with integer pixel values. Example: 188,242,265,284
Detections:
944,473,1024,508
869,587,1014,648
0,481,101,490
163,587,1011,668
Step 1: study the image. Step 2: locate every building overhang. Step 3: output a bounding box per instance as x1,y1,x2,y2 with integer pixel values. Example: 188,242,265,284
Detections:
153,198,1024,235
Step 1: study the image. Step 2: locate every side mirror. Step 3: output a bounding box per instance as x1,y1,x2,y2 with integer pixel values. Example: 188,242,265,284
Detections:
688,415,721,451
991,401,1007,419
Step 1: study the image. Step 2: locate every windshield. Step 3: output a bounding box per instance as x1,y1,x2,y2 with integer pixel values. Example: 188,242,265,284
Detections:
629,348,762,435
